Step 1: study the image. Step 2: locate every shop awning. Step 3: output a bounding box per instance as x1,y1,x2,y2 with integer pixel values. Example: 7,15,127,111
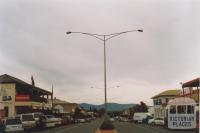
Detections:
168,97,196,105
182,78,200,88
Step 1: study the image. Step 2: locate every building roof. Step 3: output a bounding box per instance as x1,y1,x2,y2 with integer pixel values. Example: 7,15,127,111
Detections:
178,89,199,103
53,98,78,106
182,78,200,88
0,74,29,85
168,97,196,105
151,89,180,99
53,98,69,104
0,74,52,95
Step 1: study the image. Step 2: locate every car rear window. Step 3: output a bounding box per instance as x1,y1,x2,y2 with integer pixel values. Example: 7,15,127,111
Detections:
6,119,21,125
46,115,54,118
34,114,41,118
22,115,34,121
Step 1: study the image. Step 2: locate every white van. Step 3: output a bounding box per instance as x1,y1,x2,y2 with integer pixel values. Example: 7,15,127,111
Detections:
18,114,36,129
133,112,153,123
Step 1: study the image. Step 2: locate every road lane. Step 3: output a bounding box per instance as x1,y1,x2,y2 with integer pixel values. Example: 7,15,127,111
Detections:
114,121,158,133
32,119,195,133
114,121,195,133
56,118,103,133
33,118,103,133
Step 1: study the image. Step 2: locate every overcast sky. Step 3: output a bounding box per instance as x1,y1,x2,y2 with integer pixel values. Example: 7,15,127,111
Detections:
0,0,200,105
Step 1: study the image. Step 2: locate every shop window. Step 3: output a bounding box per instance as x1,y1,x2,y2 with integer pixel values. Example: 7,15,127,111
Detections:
153,99,156,105
154,99,160,105
187,105,194,114
170,105,176,114
177,105,186,114
166,98,169,103
159,99,162,105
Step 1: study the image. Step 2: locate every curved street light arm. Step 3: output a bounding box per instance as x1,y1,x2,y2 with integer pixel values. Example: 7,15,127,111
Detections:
105,32,125,42
67,31,105,36
104,29,143,36
66,29,143,42
66,31,104,41
105,29,143,42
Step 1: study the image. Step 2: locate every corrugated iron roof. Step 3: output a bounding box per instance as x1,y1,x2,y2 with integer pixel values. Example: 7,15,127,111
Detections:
0,74,29,85
0,74,52,95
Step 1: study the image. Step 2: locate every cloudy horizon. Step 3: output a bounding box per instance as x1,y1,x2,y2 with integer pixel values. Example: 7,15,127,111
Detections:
0,0,200,105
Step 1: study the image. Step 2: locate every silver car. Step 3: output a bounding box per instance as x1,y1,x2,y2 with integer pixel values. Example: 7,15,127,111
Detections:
3,117,24,132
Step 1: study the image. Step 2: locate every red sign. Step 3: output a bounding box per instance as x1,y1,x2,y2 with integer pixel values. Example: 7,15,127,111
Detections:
162,103,167,107
15,95,30,101
0,110,5,120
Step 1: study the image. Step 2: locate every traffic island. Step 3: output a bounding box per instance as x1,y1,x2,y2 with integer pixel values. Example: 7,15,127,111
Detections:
95,120,118,133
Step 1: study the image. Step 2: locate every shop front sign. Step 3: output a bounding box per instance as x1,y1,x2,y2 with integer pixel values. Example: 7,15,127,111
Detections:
168,114,196,129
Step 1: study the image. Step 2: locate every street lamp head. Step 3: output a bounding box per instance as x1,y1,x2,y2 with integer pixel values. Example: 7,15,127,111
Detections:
66,31,72,34
138,29,143,32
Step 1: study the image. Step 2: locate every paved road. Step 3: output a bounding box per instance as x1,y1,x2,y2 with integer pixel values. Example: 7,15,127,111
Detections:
114,121,195,133
31,119,195,133
32,118,103,133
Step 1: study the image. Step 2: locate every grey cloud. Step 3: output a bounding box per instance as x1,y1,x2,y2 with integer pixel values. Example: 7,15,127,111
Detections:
0,0,200,105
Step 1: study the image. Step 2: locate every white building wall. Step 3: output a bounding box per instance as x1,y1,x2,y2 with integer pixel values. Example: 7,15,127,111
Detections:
0,83,16,117
153,97,174,119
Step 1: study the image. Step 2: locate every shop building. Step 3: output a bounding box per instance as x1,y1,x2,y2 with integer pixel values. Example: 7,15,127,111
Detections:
152,89,180,119
181,77,199,104
53,98,78,114
167,97,197,129
0,74,52,117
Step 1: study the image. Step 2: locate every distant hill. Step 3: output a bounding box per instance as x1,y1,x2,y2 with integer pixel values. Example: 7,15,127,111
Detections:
79,103,135,111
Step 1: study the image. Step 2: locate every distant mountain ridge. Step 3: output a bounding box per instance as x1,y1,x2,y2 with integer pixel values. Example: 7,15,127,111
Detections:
79,103,135,111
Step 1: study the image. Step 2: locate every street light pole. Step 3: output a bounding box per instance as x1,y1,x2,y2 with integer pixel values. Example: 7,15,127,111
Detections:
66,29,143,113
103,35,107,112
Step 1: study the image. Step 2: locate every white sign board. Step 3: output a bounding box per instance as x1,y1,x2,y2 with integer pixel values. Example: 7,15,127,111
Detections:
168,114,196,129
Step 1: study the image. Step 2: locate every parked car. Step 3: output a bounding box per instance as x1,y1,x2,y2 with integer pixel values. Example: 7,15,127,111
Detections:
32,112,44,121
148,118,165,125
61,116,72,125
133,112,152,123
86,117,93,122
45,115,62,126
2,117,24,132
119,117,129,122
40,115,55,128
32,112,44,128
18,114,36,129
109,118,115,122
76,118,86,123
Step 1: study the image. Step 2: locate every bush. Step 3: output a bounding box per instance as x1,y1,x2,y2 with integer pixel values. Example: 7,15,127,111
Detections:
100,120,115,130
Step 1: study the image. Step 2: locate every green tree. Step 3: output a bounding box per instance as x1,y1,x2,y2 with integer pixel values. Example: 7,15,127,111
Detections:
92,107,98,113
132,101,148,113
73,107,81,118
